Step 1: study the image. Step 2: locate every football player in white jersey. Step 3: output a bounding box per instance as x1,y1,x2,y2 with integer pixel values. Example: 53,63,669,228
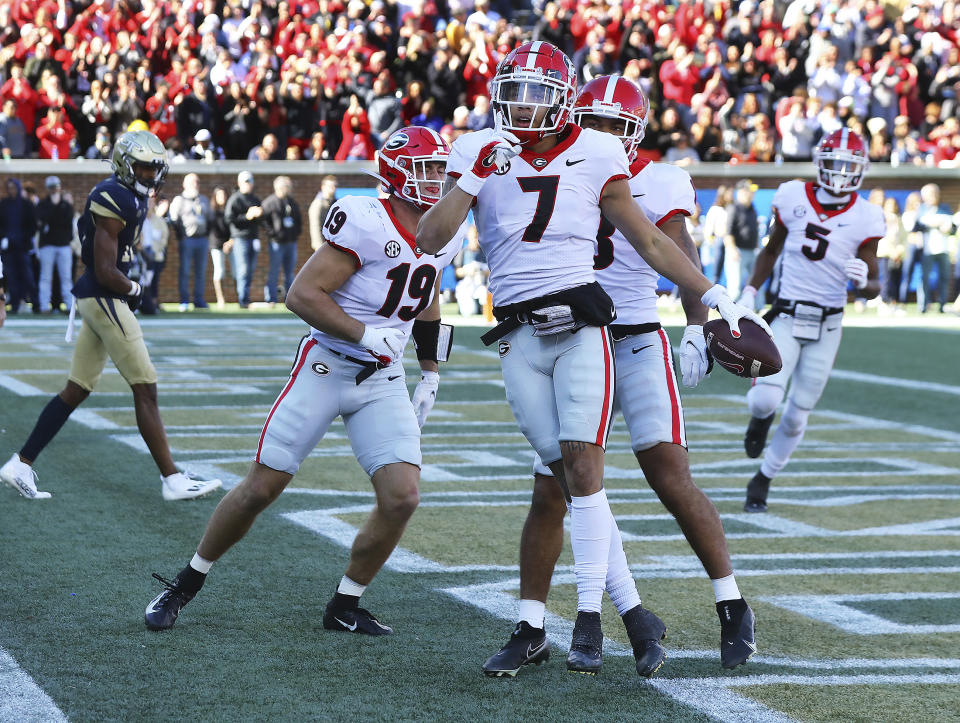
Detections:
144,127,465,634
417,42,769,677
739,128,885,512
481,75,756,676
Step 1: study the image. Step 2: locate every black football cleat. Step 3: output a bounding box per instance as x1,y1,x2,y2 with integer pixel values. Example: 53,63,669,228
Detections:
717,598,757,669
482,621,550,677
566,611,603,675
322,599,393,635
622,604,667,678
744,471,772,513
744,414,775,458
145,572,199,631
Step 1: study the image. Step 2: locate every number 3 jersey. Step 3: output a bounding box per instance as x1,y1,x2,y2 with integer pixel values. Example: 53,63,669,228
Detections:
446,125,630,307
594,158,697,325
315,195,464,358
772,180,885,308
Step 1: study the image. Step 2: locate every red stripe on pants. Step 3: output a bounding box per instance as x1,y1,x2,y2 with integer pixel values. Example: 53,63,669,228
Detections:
256,338,318,462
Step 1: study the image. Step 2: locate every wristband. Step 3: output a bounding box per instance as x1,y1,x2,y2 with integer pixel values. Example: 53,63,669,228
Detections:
412,319,454,362
456,172,485,197
128,280,142,296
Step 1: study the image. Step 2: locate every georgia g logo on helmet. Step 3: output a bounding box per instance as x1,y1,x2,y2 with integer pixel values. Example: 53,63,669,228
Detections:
384,132,410,151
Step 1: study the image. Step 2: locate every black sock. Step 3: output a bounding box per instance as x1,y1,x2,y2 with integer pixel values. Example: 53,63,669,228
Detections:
331,592,360,611
176,564,207,595
21,395,73,462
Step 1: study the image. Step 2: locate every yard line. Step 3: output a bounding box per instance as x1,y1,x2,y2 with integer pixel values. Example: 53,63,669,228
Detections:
0,647,68,723
830,368,960,397
759,592,960,634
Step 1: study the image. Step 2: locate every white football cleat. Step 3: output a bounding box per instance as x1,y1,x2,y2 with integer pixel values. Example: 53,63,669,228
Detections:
1,453,52,500
161,471,222,501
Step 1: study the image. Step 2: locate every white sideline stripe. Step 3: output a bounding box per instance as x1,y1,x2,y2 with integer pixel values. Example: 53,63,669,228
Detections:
759,592,960,634
0,647,68,723
830,369,960,397
646,679,796,723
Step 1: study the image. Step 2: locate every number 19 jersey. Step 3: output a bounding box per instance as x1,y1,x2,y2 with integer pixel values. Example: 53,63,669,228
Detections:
315,195,464,358
446,125,630,306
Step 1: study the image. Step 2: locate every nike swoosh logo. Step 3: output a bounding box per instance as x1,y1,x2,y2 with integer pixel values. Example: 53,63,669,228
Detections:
837,223,849,227
565,159,586,166
632,193,646,198
334,617,358,631
632,344,653,354
388,375,401,381
526,639,548,658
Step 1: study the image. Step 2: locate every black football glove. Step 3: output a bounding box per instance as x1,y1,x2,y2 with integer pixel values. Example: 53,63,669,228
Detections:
127,281,143,312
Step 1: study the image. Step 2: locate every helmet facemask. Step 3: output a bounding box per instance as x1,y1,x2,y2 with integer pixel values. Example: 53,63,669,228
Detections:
386,154,447,210
112,130,169,197
814,148,867,194
572,104,647,159
490,73,573,144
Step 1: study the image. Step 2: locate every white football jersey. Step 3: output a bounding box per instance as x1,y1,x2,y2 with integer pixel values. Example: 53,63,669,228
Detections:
772,180,885,308
314,195,464,357
595,159,697,325
446,125,630,306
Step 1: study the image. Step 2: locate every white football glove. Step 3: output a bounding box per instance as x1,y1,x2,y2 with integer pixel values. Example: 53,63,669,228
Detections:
679,325,710,388
359,325,404,364
702,284,773,338
844,258,869,289
736,284,758,311
411,370,440,428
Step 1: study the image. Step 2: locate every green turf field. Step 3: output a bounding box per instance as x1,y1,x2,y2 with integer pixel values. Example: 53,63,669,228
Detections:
2,313,959,722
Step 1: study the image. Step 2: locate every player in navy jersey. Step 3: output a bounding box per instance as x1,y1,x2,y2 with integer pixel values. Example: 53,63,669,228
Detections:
0,130,222,502
144,127,463,636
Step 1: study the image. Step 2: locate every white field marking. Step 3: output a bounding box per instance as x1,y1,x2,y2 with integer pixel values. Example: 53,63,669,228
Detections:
0,373,46,396
0,646,68,723
758,592,960,635
830,369,960,397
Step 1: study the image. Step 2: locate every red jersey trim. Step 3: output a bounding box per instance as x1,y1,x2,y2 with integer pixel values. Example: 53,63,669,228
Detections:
519,124,582,169
629,156,652,177
600,173,629,198
326,239,362,268
257,337,317,463
804,182,856,218
379,198,420,255
656,209,691,228
859,236,882,248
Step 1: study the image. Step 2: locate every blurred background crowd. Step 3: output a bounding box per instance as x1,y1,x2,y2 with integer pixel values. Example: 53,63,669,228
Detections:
1,0,960,166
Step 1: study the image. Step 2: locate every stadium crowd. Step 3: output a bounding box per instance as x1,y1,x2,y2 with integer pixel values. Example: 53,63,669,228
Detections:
0,0,959,166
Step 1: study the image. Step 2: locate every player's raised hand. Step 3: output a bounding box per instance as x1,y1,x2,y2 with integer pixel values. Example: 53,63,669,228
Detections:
411,370,440,427
702,284,773,339
359,325,404,364
456,118,521,196
844,258,868,288
679,325,712,387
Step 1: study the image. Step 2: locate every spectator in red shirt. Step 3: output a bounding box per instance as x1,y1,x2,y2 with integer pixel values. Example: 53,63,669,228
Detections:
334,94,374,161
35,106,75,159
0,64,39,135
659,44,701,121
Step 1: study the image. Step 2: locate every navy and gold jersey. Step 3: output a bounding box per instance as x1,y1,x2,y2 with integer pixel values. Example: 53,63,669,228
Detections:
72,175,148,300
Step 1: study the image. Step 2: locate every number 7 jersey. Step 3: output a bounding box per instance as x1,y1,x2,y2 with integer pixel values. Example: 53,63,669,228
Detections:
772,180,885,308
314,195,465,357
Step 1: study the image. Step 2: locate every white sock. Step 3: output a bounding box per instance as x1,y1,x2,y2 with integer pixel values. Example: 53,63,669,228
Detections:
605,511,641,615
518,599,545,629
337,575,366,598
190,552,213,574
712,574,741,603
570,489,612,614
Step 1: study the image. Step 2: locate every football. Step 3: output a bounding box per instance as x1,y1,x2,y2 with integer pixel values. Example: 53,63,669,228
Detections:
703,318,782,378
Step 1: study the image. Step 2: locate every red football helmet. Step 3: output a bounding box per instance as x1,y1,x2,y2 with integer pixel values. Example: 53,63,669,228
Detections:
374,126,449,209
572,75,649,160
489,41,577,145
813,128,869,194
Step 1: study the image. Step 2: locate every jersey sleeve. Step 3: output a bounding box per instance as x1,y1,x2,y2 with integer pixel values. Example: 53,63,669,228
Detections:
320,196,366,267
595,131,630,192
770,180,797,224
649,165,697,226
88,183,134,226
860,203,886,245
446,129,493,180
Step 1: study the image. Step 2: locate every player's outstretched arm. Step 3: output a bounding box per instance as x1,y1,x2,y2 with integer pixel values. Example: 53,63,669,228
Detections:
416,178,474,254
660,214,709,326
739,217,786,309
286,244,364,342
410,278,443,427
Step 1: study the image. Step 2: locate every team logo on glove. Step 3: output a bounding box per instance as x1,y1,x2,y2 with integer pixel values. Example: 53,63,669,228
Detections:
384,240,401,258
